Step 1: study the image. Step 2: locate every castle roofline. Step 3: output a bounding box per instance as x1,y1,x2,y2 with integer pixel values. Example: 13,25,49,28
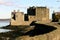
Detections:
37,6,46,8
27,6,48,9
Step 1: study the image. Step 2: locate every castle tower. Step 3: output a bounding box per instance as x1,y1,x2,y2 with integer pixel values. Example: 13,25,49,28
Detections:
27,7,49,23
11,10,24,25
36,7,49,23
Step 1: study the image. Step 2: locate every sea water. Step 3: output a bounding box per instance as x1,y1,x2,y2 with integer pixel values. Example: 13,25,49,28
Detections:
0,21,9,27
0,20,12,33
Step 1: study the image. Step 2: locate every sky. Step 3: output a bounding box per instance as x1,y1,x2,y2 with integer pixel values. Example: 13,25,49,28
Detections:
0,0,60,19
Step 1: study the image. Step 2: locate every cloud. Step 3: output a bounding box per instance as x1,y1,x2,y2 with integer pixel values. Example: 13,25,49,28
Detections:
0,0,30,8
0,0,28,8
0,1,14,6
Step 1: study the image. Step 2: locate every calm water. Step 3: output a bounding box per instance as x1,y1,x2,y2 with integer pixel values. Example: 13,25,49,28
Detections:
0,21,12,33
0,21,10,27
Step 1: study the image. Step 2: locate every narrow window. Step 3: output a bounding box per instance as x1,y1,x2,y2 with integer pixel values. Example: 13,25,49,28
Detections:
24,14,29,21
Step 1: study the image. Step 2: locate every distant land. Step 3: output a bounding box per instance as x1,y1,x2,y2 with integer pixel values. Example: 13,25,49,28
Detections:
0,19,10,21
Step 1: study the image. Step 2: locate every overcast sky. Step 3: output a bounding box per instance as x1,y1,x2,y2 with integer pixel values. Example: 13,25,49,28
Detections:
0,0,60,19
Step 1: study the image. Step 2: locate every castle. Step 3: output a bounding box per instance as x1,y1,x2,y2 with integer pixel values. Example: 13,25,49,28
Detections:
11,6,50,26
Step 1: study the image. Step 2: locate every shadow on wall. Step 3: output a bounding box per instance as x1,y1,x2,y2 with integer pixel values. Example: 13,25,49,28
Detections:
24,21,57,37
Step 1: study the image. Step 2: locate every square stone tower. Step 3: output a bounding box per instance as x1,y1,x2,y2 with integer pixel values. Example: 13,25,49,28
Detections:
11,10,24,25
36,7,49,23
27,7,49,23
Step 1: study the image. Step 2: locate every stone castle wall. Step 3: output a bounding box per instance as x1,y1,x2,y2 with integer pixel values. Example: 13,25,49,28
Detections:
11,7,50,26
11,11,35,25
